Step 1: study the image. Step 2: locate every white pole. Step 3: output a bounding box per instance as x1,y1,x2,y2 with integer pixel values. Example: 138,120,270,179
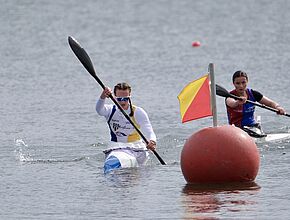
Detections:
209,63,218,127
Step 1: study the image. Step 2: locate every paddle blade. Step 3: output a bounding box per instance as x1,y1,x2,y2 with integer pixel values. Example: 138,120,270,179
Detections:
68,36,105,88
216,84,242,100
216,84,230,98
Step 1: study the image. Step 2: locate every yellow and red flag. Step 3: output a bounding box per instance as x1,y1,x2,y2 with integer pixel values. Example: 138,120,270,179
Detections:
178,74,212,123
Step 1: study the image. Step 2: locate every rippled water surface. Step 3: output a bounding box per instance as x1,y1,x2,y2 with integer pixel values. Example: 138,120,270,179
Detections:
1,0,290,219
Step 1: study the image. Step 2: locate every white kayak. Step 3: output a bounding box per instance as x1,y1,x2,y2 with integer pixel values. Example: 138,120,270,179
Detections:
242,123,290,143
103,141,149,174
244,116,290,143
254,133,290,143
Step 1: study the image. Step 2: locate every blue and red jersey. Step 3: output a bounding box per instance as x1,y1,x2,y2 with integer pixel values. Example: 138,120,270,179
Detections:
226,88,263,127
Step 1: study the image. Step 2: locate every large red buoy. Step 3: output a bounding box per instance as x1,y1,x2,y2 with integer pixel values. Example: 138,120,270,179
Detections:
180,125,260,184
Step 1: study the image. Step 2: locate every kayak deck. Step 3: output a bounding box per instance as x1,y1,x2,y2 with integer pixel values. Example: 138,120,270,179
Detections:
103,146,149,174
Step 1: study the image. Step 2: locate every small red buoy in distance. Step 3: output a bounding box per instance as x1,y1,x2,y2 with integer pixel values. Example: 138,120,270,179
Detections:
180,125,260,184
192,41,201,47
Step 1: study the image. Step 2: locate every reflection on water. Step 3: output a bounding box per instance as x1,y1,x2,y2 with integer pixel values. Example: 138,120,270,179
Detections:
104,167,150,188
181,182,260,219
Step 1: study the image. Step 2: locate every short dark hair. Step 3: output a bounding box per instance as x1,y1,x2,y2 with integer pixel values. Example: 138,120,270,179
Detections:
113,82,131,95
232,70,248,83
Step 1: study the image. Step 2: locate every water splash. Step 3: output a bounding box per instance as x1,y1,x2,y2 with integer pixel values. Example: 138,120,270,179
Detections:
15,138,28,147
14,138,33,162
13,138,89,163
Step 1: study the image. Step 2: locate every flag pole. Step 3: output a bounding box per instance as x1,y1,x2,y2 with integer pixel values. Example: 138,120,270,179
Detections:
208,63,218,127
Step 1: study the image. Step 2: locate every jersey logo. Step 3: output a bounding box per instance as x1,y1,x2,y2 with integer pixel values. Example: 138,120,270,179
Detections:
112,123,120,131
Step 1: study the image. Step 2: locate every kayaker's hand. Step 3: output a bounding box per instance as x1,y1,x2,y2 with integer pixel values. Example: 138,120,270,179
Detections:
146,140,156,151
100,87,112,99
276,106,286,115
236,97,247,106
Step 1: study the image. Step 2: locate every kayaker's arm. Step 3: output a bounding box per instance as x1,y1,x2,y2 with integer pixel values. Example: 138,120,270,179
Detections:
259,96,286,115
135,107,157,150
96,97,112,118
226,96,247,108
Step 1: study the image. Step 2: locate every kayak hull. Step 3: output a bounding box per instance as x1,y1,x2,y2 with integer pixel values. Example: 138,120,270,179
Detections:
255,133,290,143
242,124,290,142
103,141,149,173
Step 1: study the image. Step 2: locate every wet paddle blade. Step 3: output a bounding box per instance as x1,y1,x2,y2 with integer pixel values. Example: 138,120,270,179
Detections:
216,84,242,100
216,84,231,98
68,36,105,89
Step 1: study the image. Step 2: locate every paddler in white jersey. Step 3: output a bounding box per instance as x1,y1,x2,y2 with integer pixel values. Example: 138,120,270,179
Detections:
96,82,157,168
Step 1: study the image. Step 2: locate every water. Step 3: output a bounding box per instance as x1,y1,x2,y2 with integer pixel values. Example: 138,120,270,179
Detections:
1,0,290,219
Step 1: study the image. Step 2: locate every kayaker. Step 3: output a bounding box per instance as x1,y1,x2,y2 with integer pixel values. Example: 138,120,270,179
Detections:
96,82,157,156
226,70,286,137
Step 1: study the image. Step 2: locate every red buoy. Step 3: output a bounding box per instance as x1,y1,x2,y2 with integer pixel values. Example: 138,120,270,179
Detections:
192,41,201,47
180,125,260,184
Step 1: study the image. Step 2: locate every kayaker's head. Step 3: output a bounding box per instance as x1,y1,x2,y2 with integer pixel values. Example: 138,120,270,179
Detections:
114,82,133,115
232,70,248,96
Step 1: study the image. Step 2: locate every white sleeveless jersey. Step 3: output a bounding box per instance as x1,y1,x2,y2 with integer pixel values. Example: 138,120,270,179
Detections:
96,98,156,143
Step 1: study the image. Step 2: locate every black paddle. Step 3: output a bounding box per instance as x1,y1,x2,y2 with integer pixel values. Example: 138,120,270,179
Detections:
68,36,166,165
216,84,290,117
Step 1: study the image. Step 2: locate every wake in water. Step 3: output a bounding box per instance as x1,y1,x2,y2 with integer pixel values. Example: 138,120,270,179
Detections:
14,138,88,163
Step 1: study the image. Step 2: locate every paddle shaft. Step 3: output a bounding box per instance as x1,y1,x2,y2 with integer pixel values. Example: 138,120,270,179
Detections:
68,36,166,165
216,84,290,117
